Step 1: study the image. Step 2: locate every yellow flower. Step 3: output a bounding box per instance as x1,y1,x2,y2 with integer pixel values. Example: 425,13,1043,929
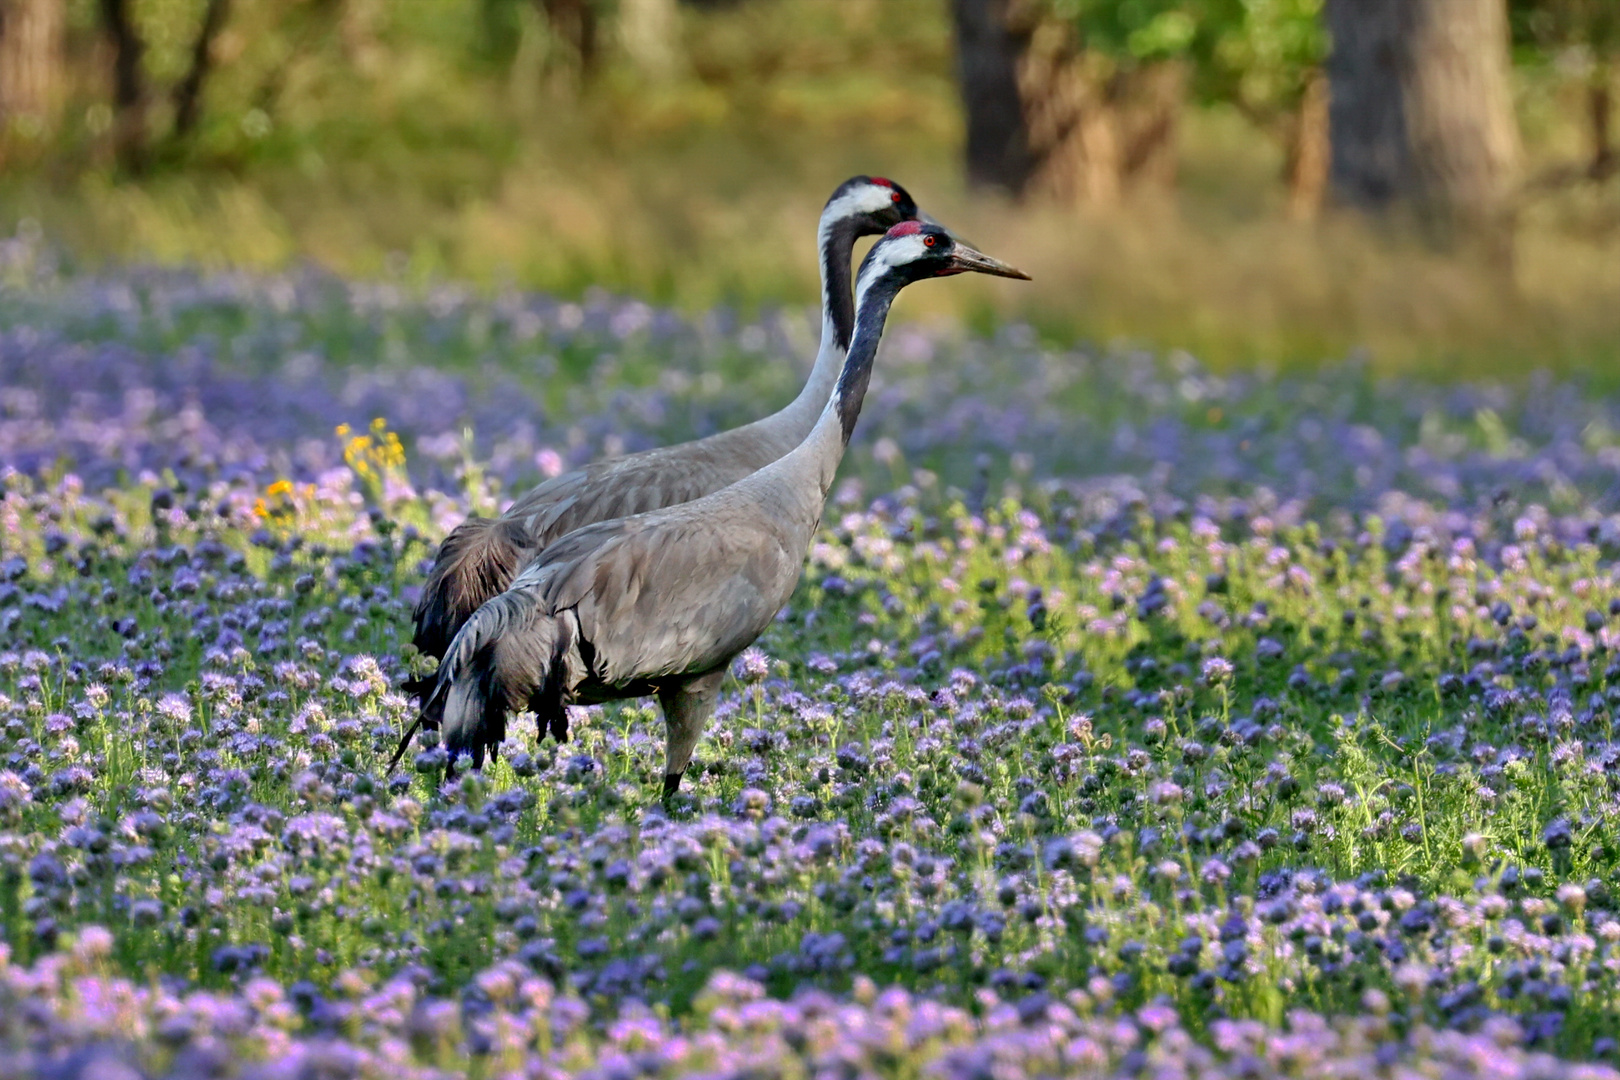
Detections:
257,478,305,527
382,432,406,468
337,416,410,506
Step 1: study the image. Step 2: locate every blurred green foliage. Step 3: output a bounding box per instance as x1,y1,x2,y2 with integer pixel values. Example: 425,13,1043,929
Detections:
1050,0,1201,61
1511,0,1618,59
1200,0,1325,110
1045,0,1325,108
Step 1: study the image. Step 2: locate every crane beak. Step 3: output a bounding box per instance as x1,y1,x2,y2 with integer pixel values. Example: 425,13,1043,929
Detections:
944,242,1032,281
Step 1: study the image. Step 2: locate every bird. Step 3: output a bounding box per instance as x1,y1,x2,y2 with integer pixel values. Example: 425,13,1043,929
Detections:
403,176,930,702
414,221,1029,795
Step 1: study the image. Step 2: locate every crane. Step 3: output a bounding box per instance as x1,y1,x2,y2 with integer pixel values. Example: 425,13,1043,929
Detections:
411,222,1028,795
404,177,929,701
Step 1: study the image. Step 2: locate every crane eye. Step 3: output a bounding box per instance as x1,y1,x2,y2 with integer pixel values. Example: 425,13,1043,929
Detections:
923,234,936,247
890,191,902,203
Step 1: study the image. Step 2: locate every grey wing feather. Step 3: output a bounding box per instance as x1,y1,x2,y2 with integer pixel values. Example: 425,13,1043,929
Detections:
408,412,801,688
498,502,805,687
564,513,807,683
419,423,825,769
508,425,799,550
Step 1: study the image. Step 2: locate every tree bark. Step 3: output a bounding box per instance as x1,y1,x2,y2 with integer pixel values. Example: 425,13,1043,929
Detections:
1285,70,1330,221
1325,0,1520,241
1017,10,1089,202
1589,65,1614,180
619,0,679,81
99,0,148,172
1072,91,1119,205
0,0,64,136
951,0,1033,194
952,0,1183,206
1115,60,1184,191
536,0,599,79
173,0,231,140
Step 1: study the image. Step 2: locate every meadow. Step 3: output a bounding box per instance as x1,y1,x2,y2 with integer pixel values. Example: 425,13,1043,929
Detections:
2,226,1620,1077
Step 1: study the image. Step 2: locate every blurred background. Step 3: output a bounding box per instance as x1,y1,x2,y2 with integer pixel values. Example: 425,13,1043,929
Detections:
0,0,1615,376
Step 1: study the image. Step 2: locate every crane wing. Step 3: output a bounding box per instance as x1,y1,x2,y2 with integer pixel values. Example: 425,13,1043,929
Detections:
508,425,800,549
509,505,807,686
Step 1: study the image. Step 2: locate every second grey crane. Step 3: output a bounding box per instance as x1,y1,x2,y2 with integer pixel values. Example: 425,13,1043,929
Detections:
403,177,928,701
415,222,1029,794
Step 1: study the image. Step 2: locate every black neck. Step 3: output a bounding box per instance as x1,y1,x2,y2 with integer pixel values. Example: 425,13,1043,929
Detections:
821,217,860,354
833,274,903,445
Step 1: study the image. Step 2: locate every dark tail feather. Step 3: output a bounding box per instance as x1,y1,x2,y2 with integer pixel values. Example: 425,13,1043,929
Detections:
387,675,448,773
385,714,423,773
409,515,531,696
399,674,436,702
439,586,578,767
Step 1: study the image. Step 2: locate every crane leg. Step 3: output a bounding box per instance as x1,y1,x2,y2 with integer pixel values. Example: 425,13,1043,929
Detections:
657,669,724,798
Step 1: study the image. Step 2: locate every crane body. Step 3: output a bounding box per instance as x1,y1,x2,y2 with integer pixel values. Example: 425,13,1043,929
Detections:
417,223,1029,794
406,177,929,697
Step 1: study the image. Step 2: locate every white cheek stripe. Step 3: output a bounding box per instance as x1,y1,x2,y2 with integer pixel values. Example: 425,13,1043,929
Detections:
854,234,929,306
819,185,895,238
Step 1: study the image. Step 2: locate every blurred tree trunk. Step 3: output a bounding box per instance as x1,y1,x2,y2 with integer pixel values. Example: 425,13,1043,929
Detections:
340,0,379,70
1016,10,1088,200
619,0,679,81
951,0,1033,194
0,0,64,142
1027,60,1183,207
1325,0,1520,248
536,0,599,79
1114,60,1183,191
1071,84,1119,205
1284,71,1329,220
1589,63,1614,179
173,0,231,140
99,0,148,172
952,0,1182,207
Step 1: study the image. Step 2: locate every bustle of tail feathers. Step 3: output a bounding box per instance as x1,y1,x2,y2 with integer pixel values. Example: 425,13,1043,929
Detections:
437,587,579,768
404,515,531,701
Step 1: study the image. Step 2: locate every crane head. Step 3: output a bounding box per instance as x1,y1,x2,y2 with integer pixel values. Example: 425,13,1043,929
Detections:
824,175,925,236
861,221,1031,285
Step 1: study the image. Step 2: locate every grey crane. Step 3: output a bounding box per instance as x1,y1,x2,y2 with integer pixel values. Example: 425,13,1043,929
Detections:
403,176,929,701
414,221,1028,794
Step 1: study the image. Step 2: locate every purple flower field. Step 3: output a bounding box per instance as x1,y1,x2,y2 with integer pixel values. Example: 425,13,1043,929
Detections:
3,229,1620,1077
